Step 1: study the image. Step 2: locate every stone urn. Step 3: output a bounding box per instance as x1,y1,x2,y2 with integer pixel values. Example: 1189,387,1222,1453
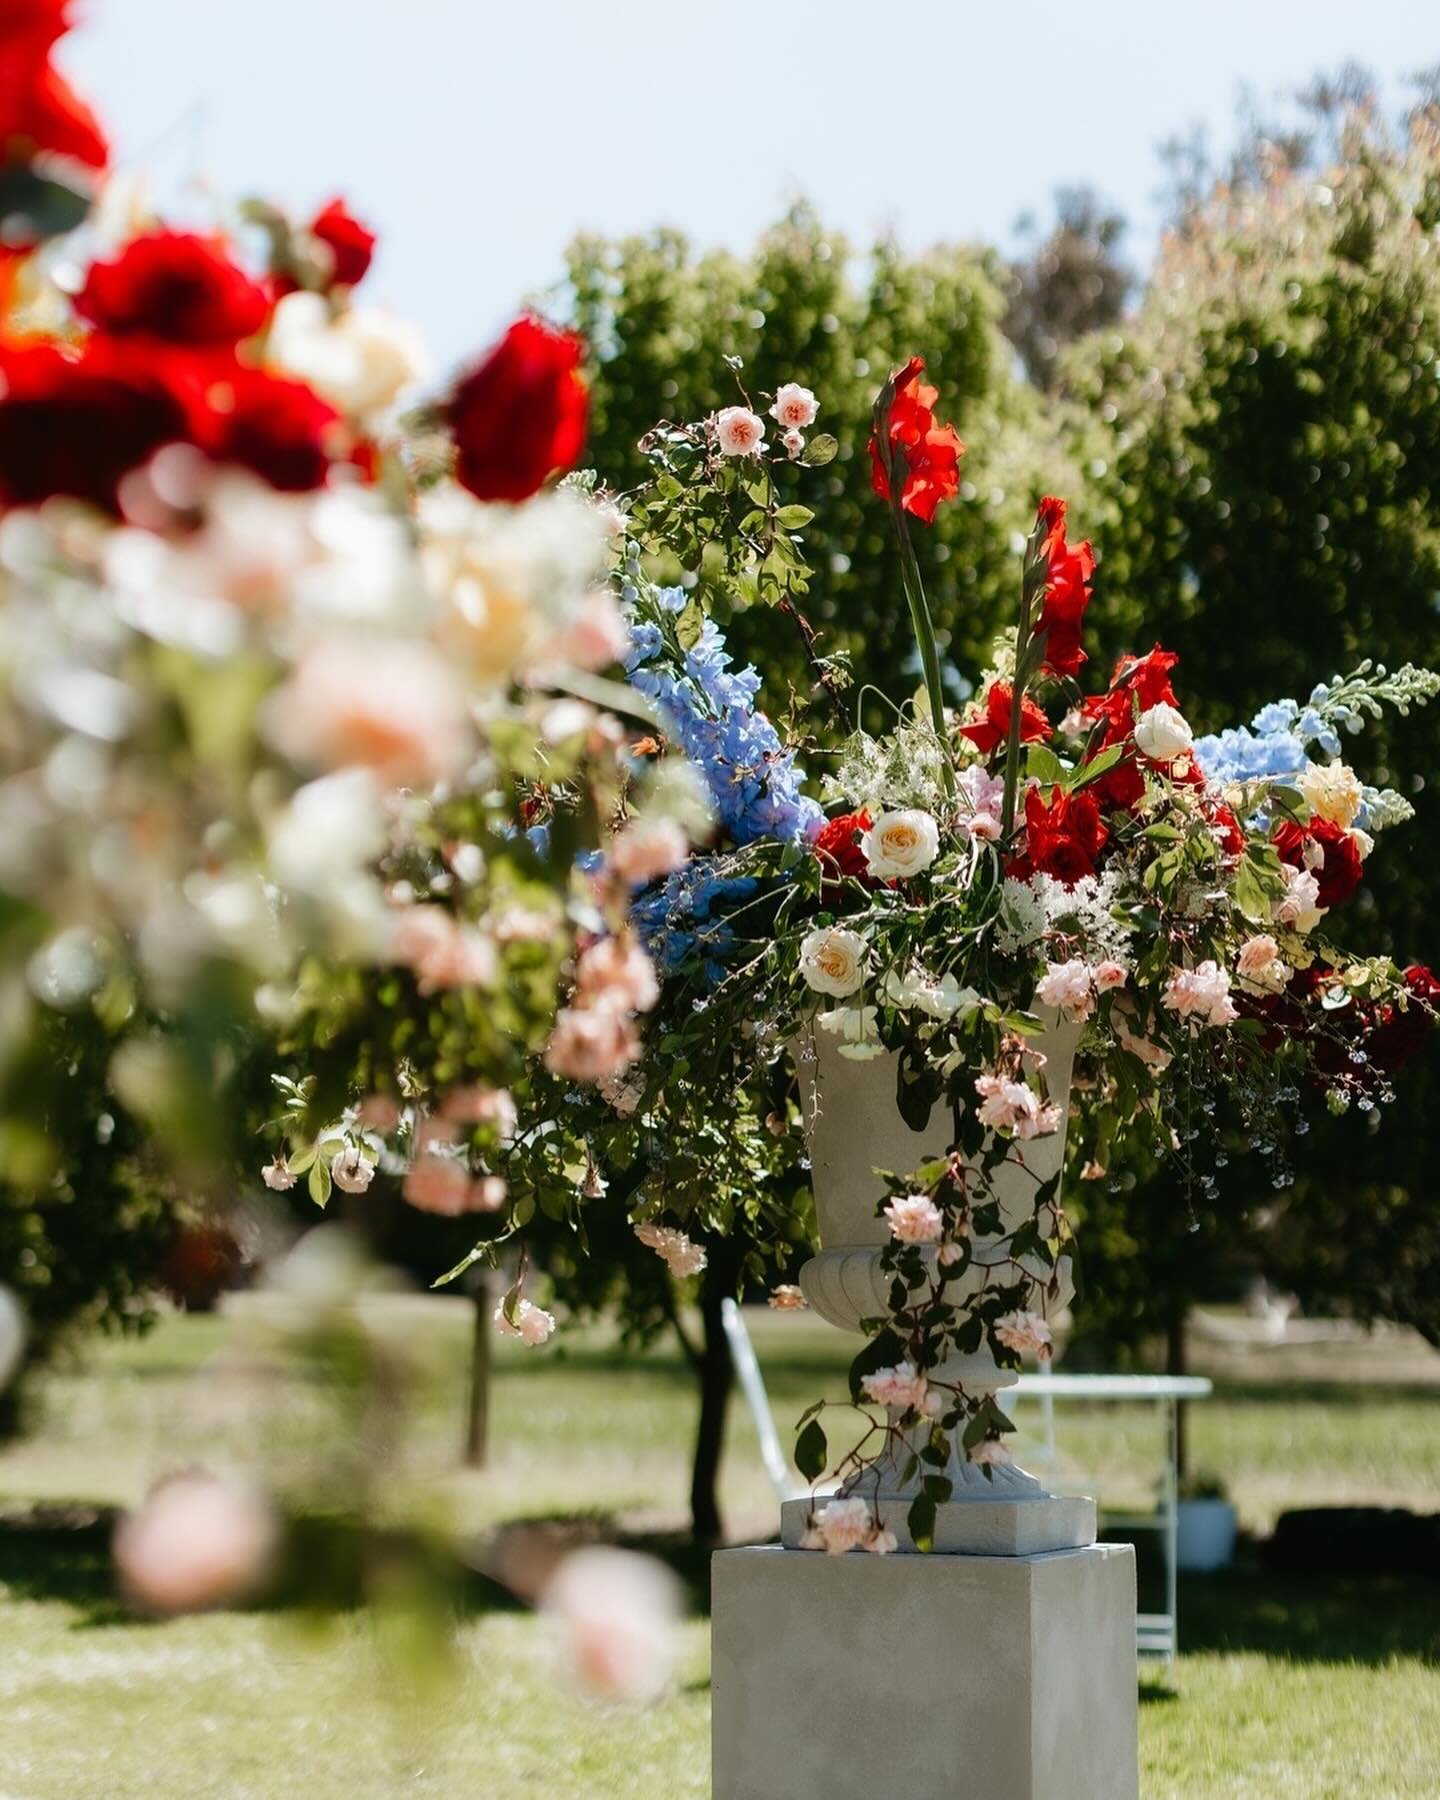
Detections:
780,1010,1096,1554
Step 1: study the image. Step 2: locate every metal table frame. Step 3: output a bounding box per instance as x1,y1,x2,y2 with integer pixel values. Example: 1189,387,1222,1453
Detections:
1012,1373,1214,1664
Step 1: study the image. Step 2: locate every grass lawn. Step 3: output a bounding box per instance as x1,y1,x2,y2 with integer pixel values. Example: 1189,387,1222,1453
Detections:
1,1301,1438,1797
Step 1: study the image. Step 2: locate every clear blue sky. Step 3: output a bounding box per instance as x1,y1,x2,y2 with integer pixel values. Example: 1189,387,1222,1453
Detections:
64,0,1436,371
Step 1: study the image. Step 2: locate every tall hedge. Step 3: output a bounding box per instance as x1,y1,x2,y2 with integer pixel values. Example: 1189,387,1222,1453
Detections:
1062,117,1440,1349
560,204,1089,712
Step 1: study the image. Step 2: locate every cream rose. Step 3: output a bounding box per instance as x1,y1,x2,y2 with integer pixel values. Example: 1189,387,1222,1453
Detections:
1298,760,1364,829
799,926,867,997
860,809,940,880
770,383,819,429
714,406,766,457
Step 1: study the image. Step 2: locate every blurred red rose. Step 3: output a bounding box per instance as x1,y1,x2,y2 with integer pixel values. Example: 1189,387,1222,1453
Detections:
201,365,345,492
1273,817,1364,910
868,356,965,525
1366,965,1440,1075
447,314,588,503
0,46,107,172
959,680,1049,758
1009,785,1109,886
0,339,193,511
309,197,375,289
77,231,270,346
813,809,873,888
1032,495,1094,677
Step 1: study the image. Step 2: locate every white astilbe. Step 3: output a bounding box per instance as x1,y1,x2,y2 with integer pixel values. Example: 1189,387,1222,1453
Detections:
995,872,1133,962
820,725,951,815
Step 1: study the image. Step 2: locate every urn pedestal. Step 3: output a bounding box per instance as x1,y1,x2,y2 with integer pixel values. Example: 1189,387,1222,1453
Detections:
710,1013,1138,1800
712,1542,1138,1800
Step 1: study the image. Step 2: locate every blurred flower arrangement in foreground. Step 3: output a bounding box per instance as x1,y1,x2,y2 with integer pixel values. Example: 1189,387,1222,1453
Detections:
1,0,688,1696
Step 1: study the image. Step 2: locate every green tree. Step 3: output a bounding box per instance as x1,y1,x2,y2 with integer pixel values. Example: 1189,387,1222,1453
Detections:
559,205,1089,716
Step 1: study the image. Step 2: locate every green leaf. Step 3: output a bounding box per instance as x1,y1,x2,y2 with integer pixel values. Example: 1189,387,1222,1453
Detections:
774,504,815,531
907,1493,936,1552
675,600,706,652
307,1157,332,1210
1070,743,1126,790
802,433,838,467
1025,744,1067,788
795,1417,828,1482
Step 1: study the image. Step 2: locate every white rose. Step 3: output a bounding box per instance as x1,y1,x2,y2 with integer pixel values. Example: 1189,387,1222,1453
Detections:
714,406,766,457
1133,702,1193,763
799,927,867,997
860,809,940,880
770,383,819,429
330,1144,375,1194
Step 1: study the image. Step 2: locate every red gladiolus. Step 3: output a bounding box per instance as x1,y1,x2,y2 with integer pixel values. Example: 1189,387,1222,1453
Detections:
308,197,376,290
1205,799,1246,860
1273,817,1364,911
1010,786,1109,887
201,365,346,493
868,356,965,525
447,314,588,504
77,231,271,347
813,809,873,888
959,681,1049,758
0,339,194,511
1082,645,1181,742
1032,495,1094,677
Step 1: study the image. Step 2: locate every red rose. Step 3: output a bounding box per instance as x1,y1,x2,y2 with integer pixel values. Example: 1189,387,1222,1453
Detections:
77,231,271,346
959,681,1050,757
1367,965,1440,1075
1273,817,1364,911
1010,786,1109,886
1032,495,1094,678
0,339,193,512
813,809,873,889
308,197,375,290
200,365,346,492
868,356,965,525
447,314,588,503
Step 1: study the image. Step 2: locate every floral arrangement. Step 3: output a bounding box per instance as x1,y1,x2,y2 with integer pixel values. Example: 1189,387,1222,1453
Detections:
498,357,1439,1553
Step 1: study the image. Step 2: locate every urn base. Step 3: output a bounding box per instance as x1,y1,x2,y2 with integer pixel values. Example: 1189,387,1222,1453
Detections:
779,1488,1097,1556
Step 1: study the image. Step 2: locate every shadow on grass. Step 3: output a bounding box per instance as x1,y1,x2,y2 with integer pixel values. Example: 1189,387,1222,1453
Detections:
1178,1566,1440,1667
0,1505,133,1626
7,1505,1432,1671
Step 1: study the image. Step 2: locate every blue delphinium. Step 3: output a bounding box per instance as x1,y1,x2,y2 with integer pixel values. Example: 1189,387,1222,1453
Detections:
626,589,822,848
1191,724,1309,786
632,862,760,984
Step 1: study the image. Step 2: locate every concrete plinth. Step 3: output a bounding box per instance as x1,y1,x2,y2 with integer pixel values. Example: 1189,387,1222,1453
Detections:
711,1542,1137,1800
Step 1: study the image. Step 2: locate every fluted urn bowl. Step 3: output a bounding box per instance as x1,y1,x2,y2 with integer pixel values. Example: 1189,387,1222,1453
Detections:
781,1007,1097,1554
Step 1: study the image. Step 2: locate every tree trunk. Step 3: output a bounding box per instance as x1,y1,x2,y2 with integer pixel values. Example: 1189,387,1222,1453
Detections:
1166,1309,1189,1483
689,1240,741,1547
